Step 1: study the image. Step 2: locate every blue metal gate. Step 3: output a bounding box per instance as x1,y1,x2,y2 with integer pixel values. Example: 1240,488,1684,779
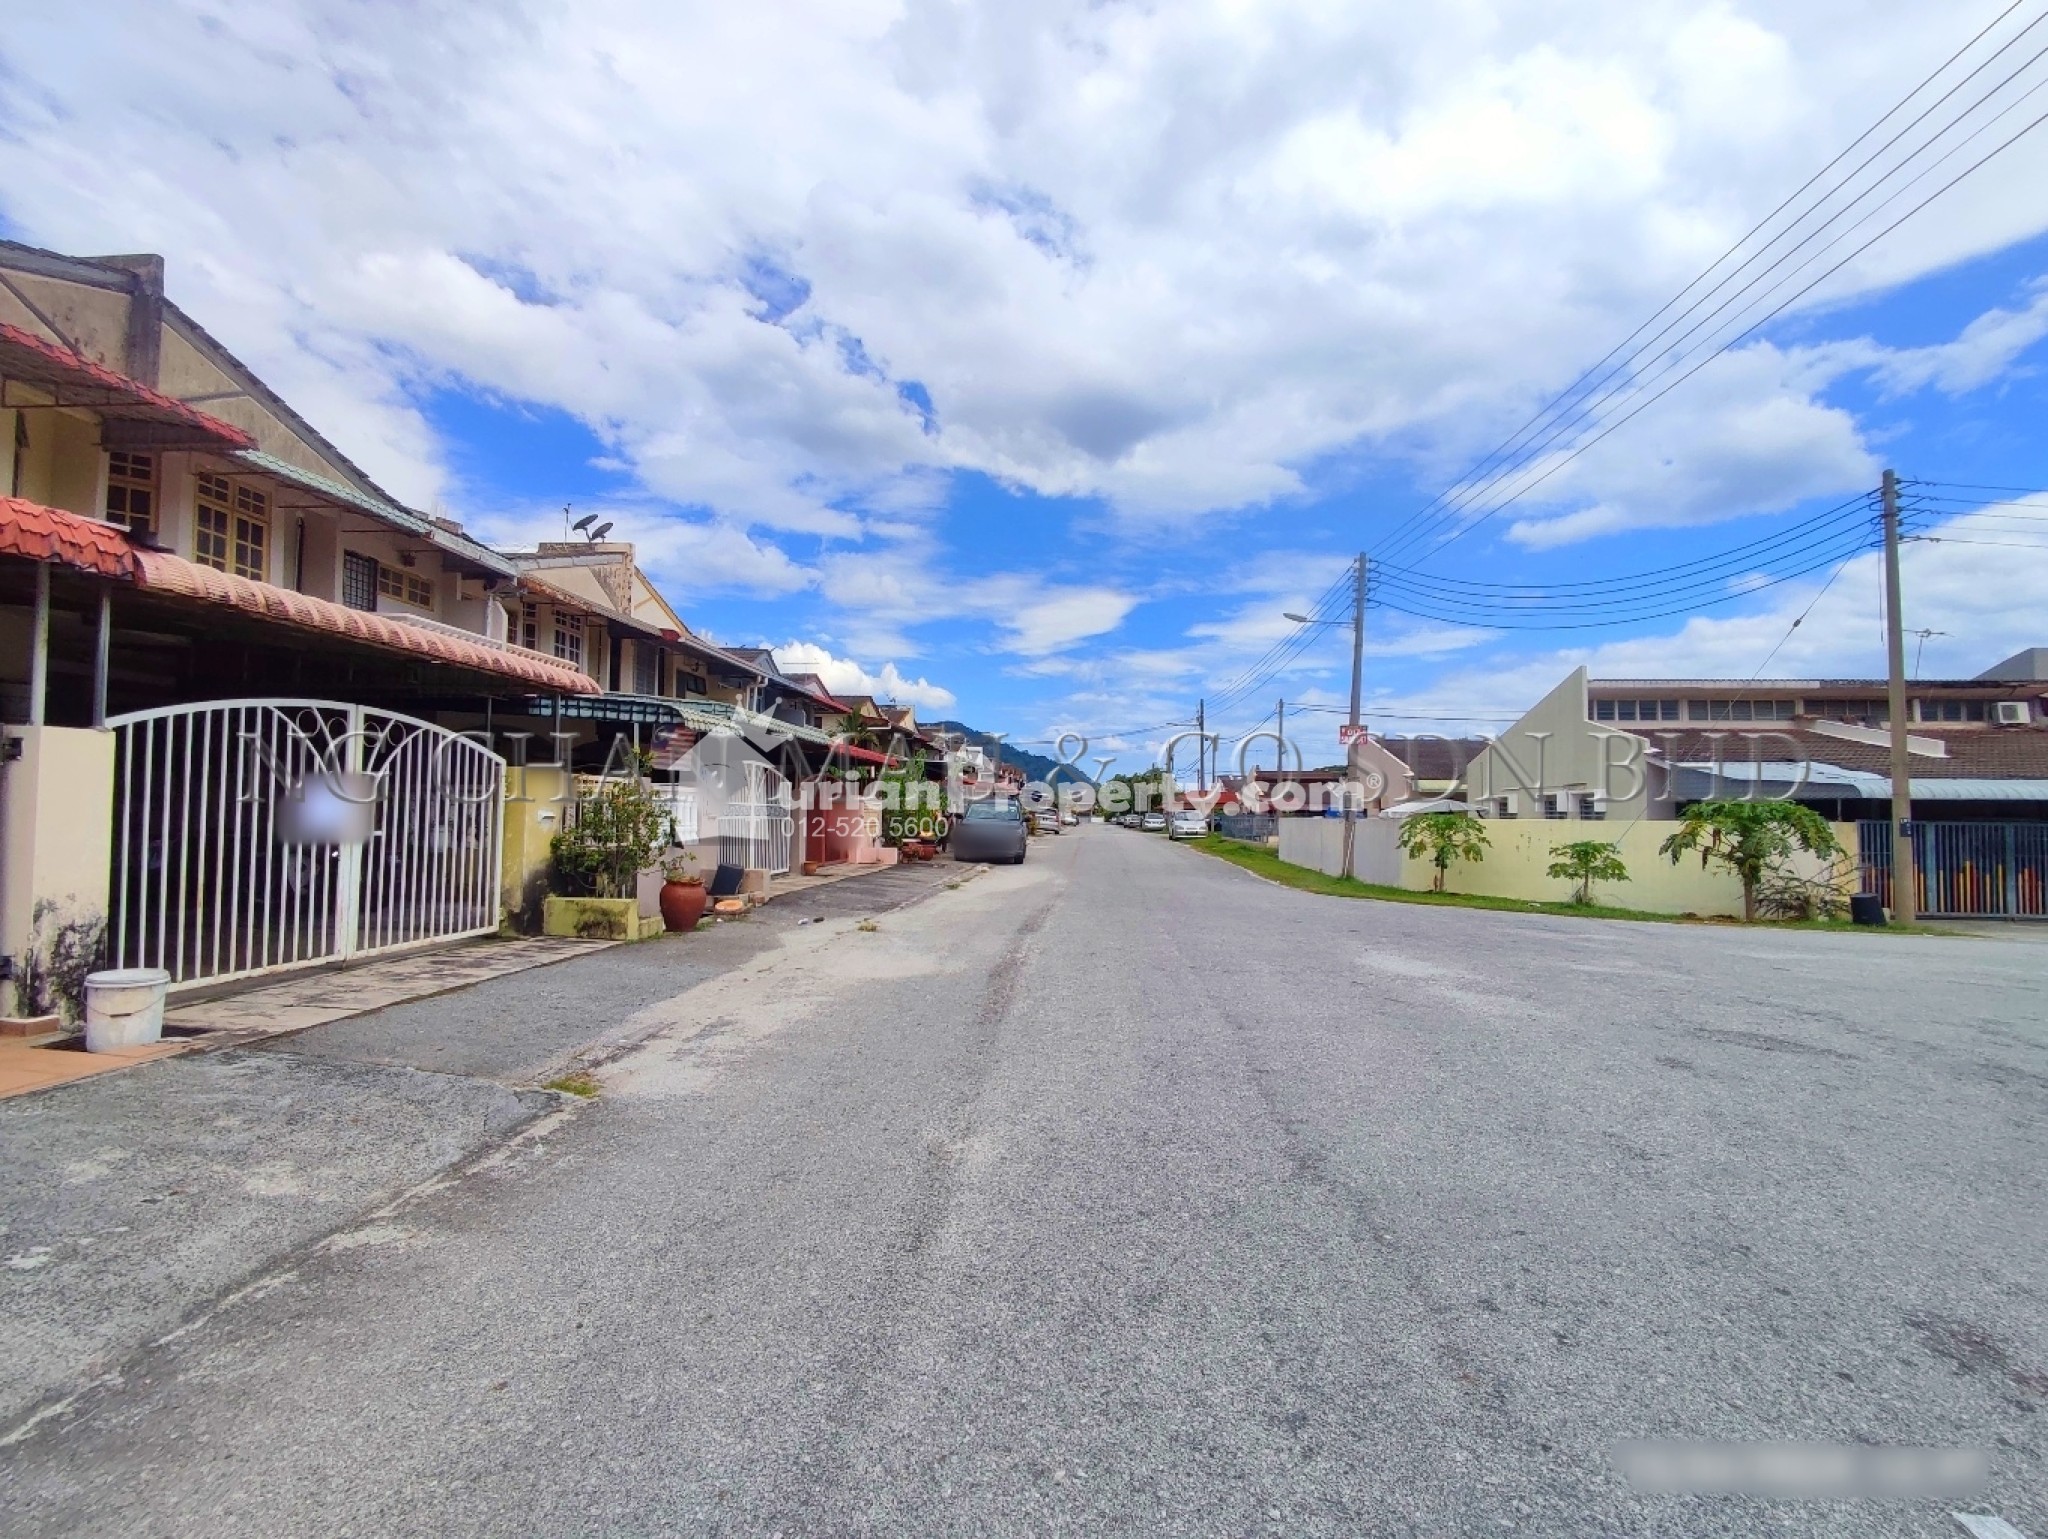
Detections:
1858,820,2048,919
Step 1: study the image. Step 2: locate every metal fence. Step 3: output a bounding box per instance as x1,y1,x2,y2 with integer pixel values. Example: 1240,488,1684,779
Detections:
1214,812,1278,842
1858,820,2048,918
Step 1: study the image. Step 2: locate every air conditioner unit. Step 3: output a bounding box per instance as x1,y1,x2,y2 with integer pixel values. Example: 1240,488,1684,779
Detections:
1995,701,2031,726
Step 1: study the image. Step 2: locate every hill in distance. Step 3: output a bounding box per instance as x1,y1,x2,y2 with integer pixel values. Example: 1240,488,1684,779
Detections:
924,721,1092,785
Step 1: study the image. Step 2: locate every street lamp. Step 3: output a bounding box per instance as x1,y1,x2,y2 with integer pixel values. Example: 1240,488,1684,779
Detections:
1284,557,1371,876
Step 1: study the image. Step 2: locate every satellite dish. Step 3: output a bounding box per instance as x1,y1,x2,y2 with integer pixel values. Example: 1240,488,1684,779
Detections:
591,522,615,541
571,513,597,532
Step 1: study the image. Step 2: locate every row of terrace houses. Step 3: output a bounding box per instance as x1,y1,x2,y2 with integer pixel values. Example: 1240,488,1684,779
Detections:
0,241,985,1015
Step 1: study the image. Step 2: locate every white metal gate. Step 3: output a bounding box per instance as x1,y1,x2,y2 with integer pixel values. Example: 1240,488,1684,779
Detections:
107,700,506,990
718,761,793,874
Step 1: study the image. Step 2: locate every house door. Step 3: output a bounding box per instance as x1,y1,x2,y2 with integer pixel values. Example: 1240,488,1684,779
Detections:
107,700,506,990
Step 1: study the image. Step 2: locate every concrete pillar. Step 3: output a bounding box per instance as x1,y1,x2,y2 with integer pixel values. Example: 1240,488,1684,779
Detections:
499,762,574,935
1,726,116,1022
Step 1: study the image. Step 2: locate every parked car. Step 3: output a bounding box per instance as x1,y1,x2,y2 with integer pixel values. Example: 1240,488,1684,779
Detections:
1169,810,1209,840
1060,811,1079,826
952,797,1029,864
1030,808,1062,835
1141,811,1167,832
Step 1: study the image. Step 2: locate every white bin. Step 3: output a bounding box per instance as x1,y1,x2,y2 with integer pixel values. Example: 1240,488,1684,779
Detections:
83,968,173,1053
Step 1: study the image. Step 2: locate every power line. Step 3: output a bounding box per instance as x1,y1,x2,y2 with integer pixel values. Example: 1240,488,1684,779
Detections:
1365,4,2048,567
1365,1,2037,564
1397,91,2048,566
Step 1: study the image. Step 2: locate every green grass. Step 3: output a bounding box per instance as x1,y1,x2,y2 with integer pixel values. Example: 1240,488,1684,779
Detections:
544,1070,601,1098
1183,835,1951,934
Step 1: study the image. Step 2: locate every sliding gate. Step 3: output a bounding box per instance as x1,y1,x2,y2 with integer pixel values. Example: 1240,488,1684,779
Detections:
1858,820,2048,919
107,700,506,989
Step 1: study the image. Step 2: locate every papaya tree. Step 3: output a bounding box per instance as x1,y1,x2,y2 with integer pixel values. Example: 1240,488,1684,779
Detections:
1397,811,1490,892
1659,800,1843,922
1547,840,1629,906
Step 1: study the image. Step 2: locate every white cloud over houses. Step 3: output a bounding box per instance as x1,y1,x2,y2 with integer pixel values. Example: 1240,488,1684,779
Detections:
6,0,2046,537
772,641,958,713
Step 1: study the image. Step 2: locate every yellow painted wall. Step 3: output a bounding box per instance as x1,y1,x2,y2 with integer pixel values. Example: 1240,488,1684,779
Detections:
1281,814,1859,919
0,272,131,366
0,726,116,1020
500,763,574,934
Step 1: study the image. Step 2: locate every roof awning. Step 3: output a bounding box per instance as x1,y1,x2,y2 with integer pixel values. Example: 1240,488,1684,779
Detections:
0,323,255,450
0,495,139,579
231,449,515,578
1661,760,2048,802
130,549,598,694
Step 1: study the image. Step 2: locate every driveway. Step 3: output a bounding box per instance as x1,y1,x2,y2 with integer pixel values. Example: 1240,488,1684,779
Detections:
2,827,2041,1538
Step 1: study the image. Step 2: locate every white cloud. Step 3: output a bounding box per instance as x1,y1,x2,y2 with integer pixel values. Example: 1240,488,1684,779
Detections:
5,0,2046,538
1872,278,2048,396
772,640,958,712
467,502,815,598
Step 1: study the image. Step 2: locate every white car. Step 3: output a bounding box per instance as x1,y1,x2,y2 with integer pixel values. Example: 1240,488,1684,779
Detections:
1168,811,1209,840
1140,811,1167,832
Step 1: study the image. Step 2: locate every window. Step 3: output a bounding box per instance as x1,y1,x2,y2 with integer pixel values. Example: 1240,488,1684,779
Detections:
342,551,378,612
376,565,436,609
1577,793,1605,821
1689,697,1796,723
104,450,157,536
193,472,269,580
1595,698,1678,722
1543,794,1567,819
520,604,540,652
633,643,657,696
1916,699,1988,723
553,614,584,667
1806,698,1887,723
678,670,706,696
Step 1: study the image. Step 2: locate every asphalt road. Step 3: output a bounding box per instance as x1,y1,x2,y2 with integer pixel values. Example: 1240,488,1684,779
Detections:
3,826,2043,1538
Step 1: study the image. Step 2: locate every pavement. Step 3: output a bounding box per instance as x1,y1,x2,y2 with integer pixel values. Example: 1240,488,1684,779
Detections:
1,827,2042,1538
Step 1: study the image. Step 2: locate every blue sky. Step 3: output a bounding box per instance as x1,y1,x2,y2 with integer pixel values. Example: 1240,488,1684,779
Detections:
6,0,2048,776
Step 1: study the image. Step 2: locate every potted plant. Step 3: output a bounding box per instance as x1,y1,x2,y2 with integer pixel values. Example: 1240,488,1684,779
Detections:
658,849,708,933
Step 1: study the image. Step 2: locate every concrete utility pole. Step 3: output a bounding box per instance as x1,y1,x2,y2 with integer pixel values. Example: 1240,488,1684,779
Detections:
1341,552,1368,880
1275,698,1284,785
1881,470,1918,924
1196,698,1206,793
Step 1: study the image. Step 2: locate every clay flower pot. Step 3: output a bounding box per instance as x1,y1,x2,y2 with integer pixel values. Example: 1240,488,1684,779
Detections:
801,860,823,876
659,879,708,933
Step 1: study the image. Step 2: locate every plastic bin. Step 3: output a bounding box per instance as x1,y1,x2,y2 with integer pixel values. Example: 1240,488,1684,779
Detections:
1849,892,1887,927
83,968,173,1052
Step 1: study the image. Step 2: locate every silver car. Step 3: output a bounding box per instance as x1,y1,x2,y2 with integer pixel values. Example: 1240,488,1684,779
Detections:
951,797,1028,864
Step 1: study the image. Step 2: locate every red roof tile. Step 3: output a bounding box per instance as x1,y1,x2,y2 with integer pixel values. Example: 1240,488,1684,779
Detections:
131,549,600,694
0,323,256,449
0,497,139,579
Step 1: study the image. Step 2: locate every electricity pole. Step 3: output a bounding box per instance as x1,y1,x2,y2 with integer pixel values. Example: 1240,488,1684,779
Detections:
1341,552,1368,879
1882,470,1917,924
1196,698,1206,793
1275,697,1285,785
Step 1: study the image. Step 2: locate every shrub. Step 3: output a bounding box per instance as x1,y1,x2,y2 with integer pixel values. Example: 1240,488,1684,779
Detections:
551,778,671,898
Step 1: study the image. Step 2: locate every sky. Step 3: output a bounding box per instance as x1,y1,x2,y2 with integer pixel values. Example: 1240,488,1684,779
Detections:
5,0,2048,777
